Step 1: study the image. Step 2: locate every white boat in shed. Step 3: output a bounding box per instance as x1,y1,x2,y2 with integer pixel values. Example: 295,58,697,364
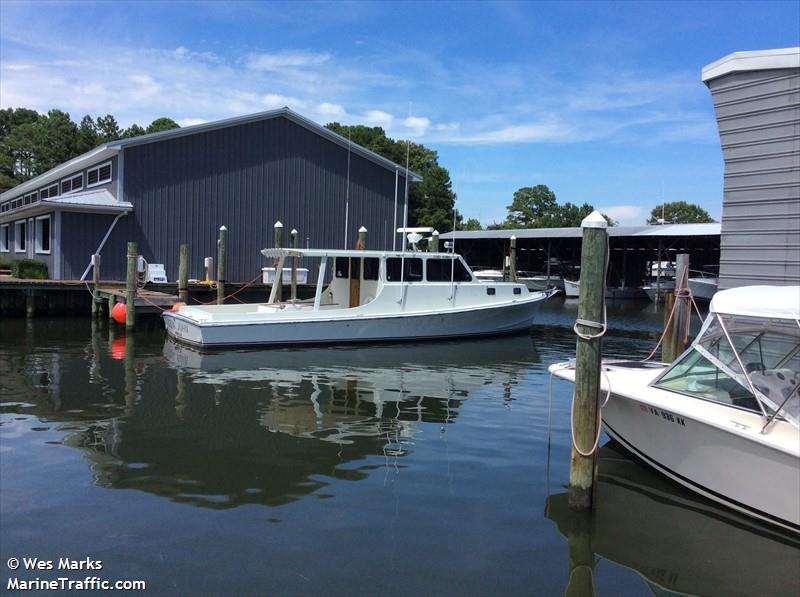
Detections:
164,248,555,347
550,285,800,534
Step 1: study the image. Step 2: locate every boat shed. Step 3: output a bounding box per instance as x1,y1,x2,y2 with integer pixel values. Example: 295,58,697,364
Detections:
440,223,721,288
703,48,800,290
0,108,421,282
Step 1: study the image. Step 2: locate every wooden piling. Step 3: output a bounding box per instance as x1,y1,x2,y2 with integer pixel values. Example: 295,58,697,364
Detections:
217,226,227,305
510,235,518,282
430,230,439,252
126,242,137,329
108,295,116,320
569,211,608,511
290,228,298,302
672,253,691,358
178,244,189,302
662,292,676,362
273,221,283,300
91,254,101,317
358,226,367,250
25,291,35,318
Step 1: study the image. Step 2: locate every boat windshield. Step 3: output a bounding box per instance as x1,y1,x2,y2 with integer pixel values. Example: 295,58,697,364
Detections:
655,313,800,428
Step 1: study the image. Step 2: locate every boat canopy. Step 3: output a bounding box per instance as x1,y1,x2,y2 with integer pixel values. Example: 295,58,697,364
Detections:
710,286,800,320
260,248,463,260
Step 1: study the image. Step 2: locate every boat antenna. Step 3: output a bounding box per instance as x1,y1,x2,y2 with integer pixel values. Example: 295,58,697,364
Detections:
344,129,352,249
450,201,457,303
402,102,411,249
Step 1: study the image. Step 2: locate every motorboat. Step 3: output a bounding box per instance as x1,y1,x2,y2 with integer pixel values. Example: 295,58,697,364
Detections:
563,278,579,298
688,275,719,302
560,278,645,300
474,268,562,292
643,279,676,302
549,285,800,533
164,248,555,347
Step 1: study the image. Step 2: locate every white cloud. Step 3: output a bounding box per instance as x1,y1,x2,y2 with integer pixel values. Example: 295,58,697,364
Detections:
177,117,208,127
597,204,644,225
315,102,347,120
403,116,430,136
362,109,393,128
245,50,331,71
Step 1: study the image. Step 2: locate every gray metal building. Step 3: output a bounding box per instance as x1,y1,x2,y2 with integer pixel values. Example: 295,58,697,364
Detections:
0,108,420,281
703,48,800,289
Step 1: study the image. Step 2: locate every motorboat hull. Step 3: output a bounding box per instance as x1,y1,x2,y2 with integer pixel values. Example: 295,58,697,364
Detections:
688,276,718,302
600,390,800,534
164,298,544,348
561,280,646,300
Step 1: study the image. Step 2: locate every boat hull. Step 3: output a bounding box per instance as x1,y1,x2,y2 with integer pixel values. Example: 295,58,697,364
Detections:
688,276,718,301
164,298,544,347
601,392,800,534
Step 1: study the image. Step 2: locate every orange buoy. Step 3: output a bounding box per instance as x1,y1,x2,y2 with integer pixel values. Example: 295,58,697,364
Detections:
110,336,126,360
111,302,127,324
171,302,185,312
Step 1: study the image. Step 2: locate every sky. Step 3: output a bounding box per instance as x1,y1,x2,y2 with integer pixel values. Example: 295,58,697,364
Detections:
1,1,798,225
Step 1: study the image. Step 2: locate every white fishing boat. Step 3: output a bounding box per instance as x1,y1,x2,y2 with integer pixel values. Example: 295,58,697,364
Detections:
164,248,555,347
688,275,719,302
561,278,646,300
550,285,800,533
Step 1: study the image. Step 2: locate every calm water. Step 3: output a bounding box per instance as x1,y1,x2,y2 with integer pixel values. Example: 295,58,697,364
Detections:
1,298,798,596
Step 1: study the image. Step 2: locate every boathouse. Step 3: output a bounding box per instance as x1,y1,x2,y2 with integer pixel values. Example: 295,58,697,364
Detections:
703,47,800,289
0,108,420,282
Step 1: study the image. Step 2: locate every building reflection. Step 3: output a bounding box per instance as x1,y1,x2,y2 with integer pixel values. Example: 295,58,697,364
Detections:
5,321,538,510
546,442,800,597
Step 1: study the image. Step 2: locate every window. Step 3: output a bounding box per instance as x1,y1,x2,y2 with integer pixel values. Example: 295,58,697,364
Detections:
60,173,83,195
386,257,423,282
363,257,380,280
86,162,112,187
426,258,472,282
0,224,8,252
14,220,26,252
335,257,350,278
40,183,59,199
35,216,51,254
23,191,37,205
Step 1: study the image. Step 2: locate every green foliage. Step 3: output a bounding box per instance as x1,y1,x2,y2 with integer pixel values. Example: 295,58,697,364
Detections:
146,117,180,134
0,254,11,270
11,258,48,279
325,122,462,232
0,108,181,193
648,201,714,224
462,218,483,231
502,184,615,228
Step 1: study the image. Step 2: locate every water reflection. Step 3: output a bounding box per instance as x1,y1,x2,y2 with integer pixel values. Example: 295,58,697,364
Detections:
6,324,539,510
546,442,800,596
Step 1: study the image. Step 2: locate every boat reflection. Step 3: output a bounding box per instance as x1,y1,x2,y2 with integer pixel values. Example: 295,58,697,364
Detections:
546,442,800,596
11,328,538,510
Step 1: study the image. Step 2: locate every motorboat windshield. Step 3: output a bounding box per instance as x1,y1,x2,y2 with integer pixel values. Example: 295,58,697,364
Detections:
654,298,800,430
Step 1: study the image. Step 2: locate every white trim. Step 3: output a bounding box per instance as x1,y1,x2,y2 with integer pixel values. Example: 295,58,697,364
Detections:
35,215,51,255
14,219,27,253
53,211,62,279
0,223,8,252
86,161,113,188
702,47,800,82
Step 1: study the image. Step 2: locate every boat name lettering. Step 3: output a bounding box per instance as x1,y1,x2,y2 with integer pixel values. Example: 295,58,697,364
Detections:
639,404,685,426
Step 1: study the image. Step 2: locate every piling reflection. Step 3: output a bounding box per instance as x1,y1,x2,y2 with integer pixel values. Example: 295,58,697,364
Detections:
546,442,800,596
5,323,538,510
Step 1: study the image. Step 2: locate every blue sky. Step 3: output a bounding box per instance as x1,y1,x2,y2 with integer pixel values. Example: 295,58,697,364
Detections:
1,1,798,225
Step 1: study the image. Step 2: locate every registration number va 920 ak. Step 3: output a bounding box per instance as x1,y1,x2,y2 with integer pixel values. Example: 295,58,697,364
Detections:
639,404,686,426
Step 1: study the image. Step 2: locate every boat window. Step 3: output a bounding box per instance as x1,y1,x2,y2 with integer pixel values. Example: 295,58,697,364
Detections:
385,257,423,282
363,257,379,280
655,349,762,412
426,258,472,282
335,257,349,278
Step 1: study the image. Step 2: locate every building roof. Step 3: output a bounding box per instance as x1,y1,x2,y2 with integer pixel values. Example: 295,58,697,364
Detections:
1,107,423,201
440,222,721,241
702,47,800,83
0,189,132,222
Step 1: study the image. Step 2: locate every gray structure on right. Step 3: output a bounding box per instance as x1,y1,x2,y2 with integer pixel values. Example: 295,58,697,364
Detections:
703,47,800,289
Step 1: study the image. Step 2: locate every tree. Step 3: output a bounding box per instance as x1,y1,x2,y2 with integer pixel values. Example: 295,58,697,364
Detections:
96,114,122,143
35,109,79,173
123,124,147,139
462,218,483,231
325,122,458,232
146,117,180,134
505,185,558,228
76,115,99,154
648,201,714,224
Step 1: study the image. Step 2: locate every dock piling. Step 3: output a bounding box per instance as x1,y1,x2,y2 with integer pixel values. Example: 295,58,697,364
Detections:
510,235,517,282
273,221,283,300
126,242,137,329
569,211,608,511
672,253,691,359
217,226,227,305
430,230,439,252
91,254,101,317
290,228,298,302
178,244,189,302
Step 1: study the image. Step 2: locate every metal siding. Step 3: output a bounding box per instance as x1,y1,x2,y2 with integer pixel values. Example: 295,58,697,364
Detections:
120,116,406,282
59,212,127,280
708,68,800,289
